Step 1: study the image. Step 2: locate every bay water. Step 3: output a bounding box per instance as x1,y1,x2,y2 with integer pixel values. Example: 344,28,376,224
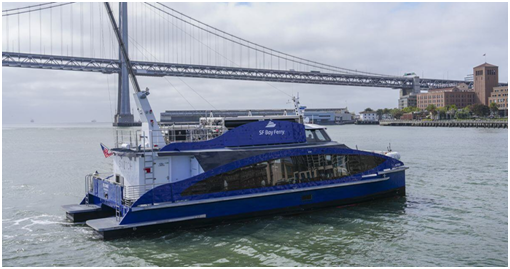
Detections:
2,123,507,266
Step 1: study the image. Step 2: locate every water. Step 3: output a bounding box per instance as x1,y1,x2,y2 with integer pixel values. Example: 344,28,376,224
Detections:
3,123,507,266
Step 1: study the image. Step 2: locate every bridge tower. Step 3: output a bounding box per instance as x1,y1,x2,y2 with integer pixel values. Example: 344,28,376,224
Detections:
113,2,136,126
398,76,421,109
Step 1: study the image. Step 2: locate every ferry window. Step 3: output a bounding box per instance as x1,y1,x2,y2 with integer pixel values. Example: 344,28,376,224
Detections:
305,130,315,142
315,130,327,141
181,154,386,196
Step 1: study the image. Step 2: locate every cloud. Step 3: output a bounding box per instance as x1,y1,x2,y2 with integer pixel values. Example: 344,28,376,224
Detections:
2,2,508,124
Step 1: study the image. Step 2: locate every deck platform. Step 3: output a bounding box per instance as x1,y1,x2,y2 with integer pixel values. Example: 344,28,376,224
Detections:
86,214,206,240
62,204,114,223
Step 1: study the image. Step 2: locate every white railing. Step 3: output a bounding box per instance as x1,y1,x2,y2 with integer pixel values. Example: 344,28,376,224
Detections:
123,183,166,204
114,126,226,150
162,125,225,143
115,129,141,149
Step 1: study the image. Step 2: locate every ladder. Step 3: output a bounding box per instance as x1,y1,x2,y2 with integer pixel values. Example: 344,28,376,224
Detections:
143,150,156,192
115,205,121,222
115,186,122,222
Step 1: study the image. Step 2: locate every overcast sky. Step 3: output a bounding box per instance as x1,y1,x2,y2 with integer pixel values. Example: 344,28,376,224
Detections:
2,2,508,124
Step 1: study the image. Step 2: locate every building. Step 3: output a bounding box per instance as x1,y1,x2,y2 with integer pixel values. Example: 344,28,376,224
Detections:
160,108,353,125
400,113,414,120
417,86,475,110
381,113,393,120
488,86,508,116
304,108,353,124
359,111,378,121
473,63,499,105
398,94,417,109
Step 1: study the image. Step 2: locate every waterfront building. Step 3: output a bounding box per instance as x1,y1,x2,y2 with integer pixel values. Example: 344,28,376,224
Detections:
161,108,353,125
417,86,475,110
398,94,417,109
400,113,414,120
488,86,508,116
381,113,393,120
473,63,499,105
305,108,354,124
359,111,378,121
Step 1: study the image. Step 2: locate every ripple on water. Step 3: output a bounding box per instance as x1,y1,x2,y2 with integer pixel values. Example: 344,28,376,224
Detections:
2,125,508,266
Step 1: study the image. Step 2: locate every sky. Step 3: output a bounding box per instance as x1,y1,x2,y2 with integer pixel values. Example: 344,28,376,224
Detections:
2,2,508,124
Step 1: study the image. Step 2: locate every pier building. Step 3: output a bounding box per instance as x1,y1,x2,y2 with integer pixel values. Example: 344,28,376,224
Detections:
160,108,353,125
417,86,475,110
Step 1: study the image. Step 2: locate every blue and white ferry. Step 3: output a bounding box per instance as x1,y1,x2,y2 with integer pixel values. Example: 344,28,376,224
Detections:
63,93,407,239
63,3,407,239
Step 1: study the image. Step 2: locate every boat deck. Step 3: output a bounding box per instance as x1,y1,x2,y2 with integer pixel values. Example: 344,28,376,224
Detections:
87,214,207,232
62,204,114,223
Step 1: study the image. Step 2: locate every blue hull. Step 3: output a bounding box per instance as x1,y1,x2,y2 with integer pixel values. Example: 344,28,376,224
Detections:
87,170,405,240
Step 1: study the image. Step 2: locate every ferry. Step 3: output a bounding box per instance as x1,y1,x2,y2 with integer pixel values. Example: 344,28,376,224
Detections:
62,3,408,239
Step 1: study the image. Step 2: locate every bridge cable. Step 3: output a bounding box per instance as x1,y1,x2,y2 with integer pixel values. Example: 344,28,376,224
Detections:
143,3,292,99
127,35,198,110
70,4,73,56
50,6,52,54
28,7,31,52
39,7,42,53
17,14,20,52
154,2,398,77
147,3,292,98
60,4,63,55
128,34,202,109
146,3,364,76
2,2,55,13
2,3,74,17
127,28,216,110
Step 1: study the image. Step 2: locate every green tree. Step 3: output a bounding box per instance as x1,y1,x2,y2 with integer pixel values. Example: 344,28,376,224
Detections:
489,102,499,116
426,104,437,112
382,108,391,115
455,110,470,119
376,109,383,120
402,106,420,113
390,108,403,119
364,108,374,112
437,107,447,120
470,104,490,117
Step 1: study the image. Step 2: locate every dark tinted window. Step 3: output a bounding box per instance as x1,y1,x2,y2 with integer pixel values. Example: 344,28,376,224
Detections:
181,154,386,196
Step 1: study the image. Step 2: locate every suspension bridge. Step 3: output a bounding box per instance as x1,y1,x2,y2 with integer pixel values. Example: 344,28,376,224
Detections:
2,2,502,125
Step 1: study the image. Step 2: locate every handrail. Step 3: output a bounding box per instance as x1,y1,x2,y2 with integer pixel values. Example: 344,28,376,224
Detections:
115,126,226,150
123,183,166,203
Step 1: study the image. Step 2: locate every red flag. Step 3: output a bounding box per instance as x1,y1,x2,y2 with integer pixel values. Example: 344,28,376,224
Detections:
100,143,113,158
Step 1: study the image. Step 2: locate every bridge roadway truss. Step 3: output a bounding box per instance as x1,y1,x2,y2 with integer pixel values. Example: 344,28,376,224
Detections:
3,52,478,89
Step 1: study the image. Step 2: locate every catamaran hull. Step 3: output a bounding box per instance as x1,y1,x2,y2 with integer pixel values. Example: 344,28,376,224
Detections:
87,170,405,240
